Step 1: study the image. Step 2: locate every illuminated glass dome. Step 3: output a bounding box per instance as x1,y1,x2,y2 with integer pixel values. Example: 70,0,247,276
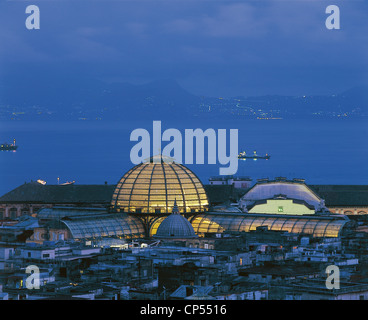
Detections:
111,155,209,214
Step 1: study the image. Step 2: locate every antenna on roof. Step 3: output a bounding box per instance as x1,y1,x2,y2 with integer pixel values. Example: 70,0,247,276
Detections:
172,198,179,215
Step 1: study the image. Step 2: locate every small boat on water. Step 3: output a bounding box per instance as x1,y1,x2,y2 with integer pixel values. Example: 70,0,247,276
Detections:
0,139,18,151
238,150,270,160
60,181,76,185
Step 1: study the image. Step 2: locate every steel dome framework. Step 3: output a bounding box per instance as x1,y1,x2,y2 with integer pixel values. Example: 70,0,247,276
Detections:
111,156,209,214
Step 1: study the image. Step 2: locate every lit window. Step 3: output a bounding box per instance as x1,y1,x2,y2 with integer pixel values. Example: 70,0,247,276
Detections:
278,206,284,212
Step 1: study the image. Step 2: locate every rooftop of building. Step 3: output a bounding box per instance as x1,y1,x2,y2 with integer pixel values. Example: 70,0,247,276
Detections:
0,182,116,204
238,261,323,277
246,197,316,211
287,279,368,295
309,185,368,206
154,200,198,239
111,155,209,214
190,212,350,238
241,179,323,209
204,185,248,205
21,241,93,251
216,275,268,292
127,244,244,258
170,285,214,299
60,213,146,240
209,175,252,181
0,216,39,230
1,181,368,209
37,206,108,220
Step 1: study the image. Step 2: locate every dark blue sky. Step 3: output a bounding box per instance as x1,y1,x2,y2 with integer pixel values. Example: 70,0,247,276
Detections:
1,0,367,97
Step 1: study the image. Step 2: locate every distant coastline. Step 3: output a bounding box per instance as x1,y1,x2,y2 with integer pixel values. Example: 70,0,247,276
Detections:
1,80,367,121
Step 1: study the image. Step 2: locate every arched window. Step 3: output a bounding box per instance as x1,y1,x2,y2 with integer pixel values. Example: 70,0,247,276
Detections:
10,208,17,220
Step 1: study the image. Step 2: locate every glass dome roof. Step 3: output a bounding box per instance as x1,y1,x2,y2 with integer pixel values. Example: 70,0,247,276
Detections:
154,200,198,239
111,155,209,214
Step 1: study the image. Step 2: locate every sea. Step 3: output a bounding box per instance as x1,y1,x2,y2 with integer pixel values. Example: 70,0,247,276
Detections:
0,117,367,196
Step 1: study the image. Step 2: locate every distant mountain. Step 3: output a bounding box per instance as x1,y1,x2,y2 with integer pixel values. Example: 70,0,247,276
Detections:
224,86,368,118
0,74,201,120
94,79,200,119
0,71,367,120
337,86,368,109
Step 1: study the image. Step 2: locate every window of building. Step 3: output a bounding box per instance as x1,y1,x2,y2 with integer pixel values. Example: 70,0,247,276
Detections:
278,206,284,213
43,253,50,258
33,207,41,213
10,208,17,220
41,233,50,240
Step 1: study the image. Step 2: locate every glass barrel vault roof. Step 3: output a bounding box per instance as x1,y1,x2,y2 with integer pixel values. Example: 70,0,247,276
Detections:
61,214,145,240
190,213,348,238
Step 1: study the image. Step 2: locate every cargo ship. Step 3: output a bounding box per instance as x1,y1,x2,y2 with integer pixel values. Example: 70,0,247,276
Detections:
0,139,18,151
238,150,270,160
